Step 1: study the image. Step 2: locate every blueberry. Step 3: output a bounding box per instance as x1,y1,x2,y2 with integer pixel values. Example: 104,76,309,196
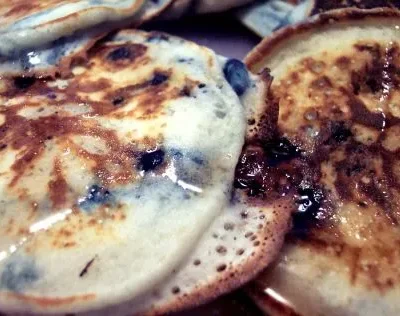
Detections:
112,96,124,106
139,149,165,172
107,47,131,61
86,185,112,204
223,59,250,96
151,73,169,86
14,76,35,90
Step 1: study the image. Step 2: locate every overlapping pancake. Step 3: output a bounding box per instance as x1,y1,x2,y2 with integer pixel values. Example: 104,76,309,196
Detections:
0,0,173,77
310,0,400,15
244,8,400,316
0,29,290,315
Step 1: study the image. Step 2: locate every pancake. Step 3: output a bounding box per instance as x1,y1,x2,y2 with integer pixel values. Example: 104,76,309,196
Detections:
0,29,290,315
244,8,400,316
310,0,400,15
0,0,173,77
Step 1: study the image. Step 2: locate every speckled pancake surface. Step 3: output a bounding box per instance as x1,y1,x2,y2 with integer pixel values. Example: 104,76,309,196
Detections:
245,8,400,316
0,29,260,315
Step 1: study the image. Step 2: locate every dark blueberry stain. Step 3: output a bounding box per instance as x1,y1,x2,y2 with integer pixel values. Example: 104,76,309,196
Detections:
138,149,165,172
1,258,39,292
234,146,266,196
112,96,124,106
46,36,70,65
147,33,169,42
191,156,204,165
14,76,35,90
292,185,325,236
324,121,353,144
47,92,57,100
19,52,34,70
85,185,112,204
331,122,352,143
107,47,131,61
223,59,250,96
263,137,301,167
151,72,169,86
79,185,114,211
177,57,194,64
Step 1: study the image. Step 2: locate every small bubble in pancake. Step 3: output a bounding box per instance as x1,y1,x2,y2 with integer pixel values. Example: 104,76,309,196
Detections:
223,59,250,96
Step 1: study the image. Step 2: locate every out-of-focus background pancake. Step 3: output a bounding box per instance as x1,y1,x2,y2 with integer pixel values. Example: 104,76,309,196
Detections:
245,8,400,316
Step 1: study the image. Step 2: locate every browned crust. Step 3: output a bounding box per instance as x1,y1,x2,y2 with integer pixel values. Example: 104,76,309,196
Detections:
144,207,292,315
309,0,400,16
245,7,400,72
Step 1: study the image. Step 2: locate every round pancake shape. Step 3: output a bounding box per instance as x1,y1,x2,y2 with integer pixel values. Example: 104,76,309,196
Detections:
0,29,260,315
71,70,293,316
0,0,174,78
245,8,400,316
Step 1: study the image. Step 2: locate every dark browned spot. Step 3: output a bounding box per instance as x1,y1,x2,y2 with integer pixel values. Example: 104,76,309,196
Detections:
48,158,68,209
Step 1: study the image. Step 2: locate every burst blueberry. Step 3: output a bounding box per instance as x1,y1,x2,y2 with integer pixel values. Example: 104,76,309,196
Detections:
108,47,131,61
139,149,165,172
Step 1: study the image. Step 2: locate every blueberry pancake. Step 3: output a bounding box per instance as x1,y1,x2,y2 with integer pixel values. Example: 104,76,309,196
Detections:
245,8,400,316
0,30,291,315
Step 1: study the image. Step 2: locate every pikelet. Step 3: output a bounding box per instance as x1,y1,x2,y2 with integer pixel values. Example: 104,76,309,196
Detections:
243,8,400,316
